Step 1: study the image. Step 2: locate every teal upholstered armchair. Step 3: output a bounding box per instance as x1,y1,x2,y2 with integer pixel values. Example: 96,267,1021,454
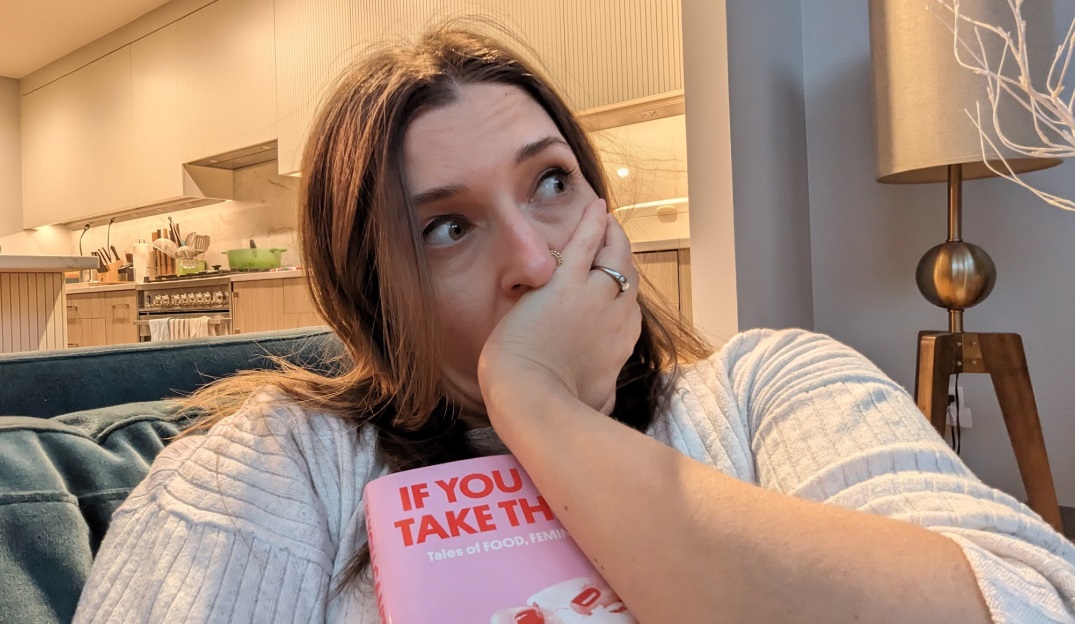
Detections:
0,328,341,623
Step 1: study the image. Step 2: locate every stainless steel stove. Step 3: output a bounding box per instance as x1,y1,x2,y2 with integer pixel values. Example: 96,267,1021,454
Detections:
135,274,233,340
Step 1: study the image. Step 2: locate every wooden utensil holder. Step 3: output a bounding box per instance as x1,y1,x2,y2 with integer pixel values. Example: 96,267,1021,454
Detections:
98,260,128,283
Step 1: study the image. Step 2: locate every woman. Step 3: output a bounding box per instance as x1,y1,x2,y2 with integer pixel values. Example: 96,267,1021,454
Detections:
75,25,1075,623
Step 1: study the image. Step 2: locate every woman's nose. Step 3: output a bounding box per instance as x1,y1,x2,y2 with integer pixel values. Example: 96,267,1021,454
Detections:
497,212,557,294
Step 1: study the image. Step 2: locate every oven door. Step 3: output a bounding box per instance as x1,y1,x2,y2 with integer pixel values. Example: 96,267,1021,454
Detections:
135,310,233,341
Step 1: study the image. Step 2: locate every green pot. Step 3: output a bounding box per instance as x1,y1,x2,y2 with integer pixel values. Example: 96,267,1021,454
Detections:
224,248,286,270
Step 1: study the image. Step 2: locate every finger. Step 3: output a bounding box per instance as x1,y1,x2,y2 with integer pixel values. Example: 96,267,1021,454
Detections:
559,198,607,273
590,215,638,298
593,214,633,274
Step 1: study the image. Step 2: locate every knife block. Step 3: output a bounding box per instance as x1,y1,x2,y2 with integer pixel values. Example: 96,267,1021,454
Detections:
98,260,129,283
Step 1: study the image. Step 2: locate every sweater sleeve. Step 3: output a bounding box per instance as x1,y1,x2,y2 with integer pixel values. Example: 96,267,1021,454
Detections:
73,389,376,624
709,328,1075,624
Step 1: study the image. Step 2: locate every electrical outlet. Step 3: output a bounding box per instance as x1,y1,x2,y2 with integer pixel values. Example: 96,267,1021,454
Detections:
946,384,972,428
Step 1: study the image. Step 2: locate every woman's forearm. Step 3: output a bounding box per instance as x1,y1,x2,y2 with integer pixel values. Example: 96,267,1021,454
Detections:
485,378,992,624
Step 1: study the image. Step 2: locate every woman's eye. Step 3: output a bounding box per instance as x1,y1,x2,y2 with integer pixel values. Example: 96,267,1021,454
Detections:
422,216,471,247
534,168,571,201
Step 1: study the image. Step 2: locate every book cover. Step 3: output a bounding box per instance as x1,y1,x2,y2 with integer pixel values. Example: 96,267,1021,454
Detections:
363,454,638,623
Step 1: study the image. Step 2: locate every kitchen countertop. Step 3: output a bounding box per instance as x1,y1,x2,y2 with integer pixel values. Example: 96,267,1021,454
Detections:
64,268,307,292
0,255,98,273
66,282,137,293
631,238,690,253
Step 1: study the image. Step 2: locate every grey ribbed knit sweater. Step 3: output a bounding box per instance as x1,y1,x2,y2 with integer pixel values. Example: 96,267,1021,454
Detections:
73,329,1075,623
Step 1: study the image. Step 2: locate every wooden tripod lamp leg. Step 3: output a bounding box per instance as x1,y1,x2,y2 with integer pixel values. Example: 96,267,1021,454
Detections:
978,334,1063,532
915,332,958,437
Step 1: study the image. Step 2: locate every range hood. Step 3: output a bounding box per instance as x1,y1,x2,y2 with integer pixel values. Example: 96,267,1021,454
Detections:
62,141,278,228
187,140,277,170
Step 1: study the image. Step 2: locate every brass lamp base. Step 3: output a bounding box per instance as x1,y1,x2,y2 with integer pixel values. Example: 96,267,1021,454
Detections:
915,240,995,332
912,165,1061,532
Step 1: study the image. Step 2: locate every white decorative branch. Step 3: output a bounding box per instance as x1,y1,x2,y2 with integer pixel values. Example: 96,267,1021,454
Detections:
934,0,1075,212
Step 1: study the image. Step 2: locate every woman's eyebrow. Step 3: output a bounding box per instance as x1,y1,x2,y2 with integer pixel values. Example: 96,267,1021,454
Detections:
515,136,568,166
412,183,467,207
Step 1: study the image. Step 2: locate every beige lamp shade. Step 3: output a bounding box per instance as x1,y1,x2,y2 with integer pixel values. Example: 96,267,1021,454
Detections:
868,0,1062,183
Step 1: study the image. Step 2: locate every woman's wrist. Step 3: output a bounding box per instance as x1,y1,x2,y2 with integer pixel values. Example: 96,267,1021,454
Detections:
479,365,579,429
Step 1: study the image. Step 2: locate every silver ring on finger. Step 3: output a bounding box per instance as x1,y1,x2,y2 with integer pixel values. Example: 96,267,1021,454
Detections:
592,265,630,293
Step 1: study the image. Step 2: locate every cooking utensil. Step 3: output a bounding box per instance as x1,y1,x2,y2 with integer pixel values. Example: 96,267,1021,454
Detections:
152,237,178,258
185,232,197,247
175,246,199,259
224,247,286,269
249,239,256,249
193,234,210,255
111,245,120,262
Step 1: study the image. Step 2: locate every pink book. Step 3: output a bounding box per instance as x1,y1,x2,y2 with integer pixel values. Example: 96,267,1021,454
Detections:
363,454,638,623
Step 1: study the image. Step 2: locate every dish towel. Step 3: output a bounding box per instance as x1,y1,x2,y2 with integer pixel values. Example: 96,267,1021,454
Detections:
148,318,170,342
189,316,210,339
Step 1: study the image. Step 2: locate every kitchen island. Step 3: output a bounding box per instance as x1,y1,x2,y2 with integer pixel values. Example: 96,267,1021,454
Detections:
0,255,98,353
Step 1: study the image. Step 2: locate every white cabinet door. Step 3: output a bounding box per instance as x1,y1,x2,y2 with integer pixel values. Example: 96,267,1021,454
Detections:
274,0,356,175
22,47,135,227
175,0,276,160
131,0,276,204
131,22,186,205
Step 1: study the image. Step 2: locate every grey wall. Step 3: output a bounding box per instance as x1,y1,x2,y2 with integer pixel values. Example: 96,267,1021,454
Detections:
0,77,20,239
801,0,1075,504
725,0,814,331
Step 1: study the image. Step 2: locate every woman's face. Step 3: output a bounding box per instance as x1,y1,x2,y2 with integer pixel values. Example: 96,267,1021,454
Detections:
403,83,599,414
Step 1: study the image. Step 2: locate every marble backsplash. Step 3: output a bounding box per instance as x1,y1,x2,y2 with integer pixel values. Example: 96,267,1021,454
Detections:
74,161,303,268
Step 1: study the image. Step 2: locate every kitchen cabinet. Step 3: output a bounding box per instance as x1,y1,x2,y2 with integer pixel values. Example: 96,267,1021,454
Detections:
281,277,324,328
131,0,276,204
66,289,138,348
557,0,683,110
21,48,135,228
274,0,683,174
21,0,275,225
232,276,324,334
634,248,691,324
274,0,355,175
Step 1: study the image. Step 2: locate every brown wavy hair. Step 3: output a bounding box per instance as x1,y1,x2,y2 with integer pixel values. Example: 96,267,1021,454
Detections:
179,22,712,590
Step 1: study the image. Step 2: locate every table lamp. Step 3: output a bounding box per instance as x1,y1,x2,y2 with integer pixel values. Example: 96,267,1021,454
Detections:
868,0,1064,530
